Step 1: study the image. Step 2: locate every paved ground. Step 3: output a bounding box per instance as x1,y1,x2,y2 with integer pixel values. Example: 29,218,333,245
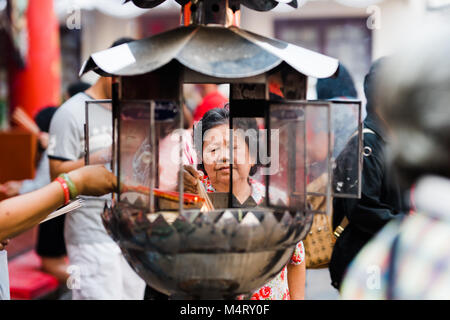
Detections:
58,270,341,300
305,268,340,300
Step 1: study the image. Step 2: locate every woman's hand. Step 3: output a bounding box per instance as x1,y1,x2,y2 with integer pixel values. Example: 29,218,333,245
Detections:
38,132,49,150
182,165,203,194
0,181,23,198
0,239,10,251
68,165,117,197
89,147,112,165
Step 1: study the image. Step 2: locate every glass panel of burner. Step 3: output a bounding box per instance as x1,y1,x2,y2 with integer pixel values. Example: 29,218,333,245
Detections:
230,117,266,209
112,103,119,201
118,101,152,209
119,100,184,212
84,100,115,202
329,100,362,199
268,103,308,211
84,100,113,169
153,101,185,212
305,103,331,215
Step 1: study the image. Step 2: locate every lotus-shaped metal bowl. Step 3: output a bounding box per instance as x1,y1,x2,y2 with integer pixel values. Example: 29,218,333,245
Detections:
102,200,313,299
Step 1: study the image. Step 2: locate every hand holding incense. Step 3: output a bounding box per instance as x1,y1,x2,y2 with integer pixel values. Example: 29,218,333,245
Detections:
122,184,206,206
12,107,41,136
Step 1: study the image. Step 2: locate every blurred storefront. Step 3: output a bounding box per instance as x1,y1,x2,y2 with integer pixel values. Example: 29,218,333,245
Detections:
53,0,450,105
54,0,179,85
241,0,450,101
2,0,450,129
1,0,59,185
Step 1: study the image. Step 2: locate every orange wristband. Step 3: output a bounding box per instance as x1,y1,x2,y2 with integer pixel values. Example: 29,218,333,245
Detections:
55,177,70,205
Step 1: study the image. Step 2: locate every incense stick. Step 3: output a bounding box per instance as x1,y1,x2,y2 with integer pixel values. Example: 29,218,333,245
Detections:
40,199,83,224
197,179,214,211
122,184,205,205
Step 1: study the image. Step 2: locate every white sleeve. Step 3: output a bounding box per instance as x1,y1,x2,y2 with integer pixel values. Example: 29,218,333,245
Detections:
0,251,10,300
47,107,81,161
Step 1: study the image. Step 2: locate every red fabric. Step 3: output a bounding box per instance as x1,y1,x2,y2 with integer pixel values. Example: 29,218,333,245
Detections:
193,91,228,122
269,82,284,98
8,250,59,300
8,0,61,120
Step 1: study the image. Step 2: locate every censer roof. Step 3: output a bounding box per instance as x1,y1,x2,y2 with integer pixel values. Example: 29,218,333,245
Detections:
125,0,298,11
80,25,338,79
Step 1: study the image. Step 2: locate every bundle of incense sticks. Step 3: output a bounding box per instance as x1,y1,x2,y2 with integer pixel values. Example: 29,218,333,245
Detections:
197,179,214,211
122,184,205,205
12,107,41,136
40,199,83,224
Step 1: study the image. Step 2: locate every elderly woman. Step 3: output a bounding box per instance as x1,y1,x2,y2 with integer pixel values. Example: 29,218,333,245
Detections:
183,107,306,300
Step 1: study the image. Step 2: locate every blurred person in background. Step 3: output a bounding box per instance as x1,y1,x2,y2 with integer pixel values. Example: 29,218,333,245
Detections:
192,84,228,122
316,64,357,101
329,59,409,292
341,25,450,299
48,38,146,300
0,83,92,283
0,107,56,198
65,81,91,102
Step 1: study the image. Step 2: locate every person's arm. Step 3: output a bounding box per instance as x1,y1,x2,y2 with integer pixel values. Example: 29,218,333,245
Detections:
287,241,306,300
287,261,305,300
0,180,23,198
0,239,9,251
49,147,112,180
181,165,203,194
0,165,116,242
49,158,84,181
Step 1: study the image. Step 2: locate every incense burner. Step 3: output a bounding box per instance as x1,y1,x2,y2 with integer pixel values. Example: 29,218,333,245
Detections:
82,0,363,299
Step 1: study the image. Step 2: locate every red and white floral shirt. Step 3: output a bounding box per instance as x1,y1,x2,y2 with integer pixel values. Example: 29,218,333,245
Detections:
200,175,306,300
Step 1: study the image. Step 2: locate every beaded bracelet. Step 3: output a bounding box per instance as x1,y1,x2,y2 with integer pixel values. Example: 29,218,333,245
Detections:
55,177,70,205
58,173,79,200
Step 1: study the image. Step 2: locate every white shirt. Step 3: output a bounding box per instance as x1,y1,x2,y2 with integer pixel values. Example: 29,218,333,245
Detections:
0,250,10,300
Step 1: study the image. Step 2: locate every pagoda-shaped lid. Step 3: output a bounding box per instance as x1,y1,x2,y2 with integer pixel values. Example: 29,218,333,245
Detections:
80,25,339,79
126,0,298,11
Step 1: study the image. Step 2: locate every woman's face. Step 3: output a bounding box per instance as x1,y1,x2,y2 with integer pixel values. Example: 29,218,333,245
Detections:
202,124,255,191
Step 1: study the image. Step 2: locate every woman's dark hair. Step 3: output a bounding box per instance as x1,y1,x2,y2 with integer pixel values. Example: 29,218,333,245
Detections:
364,58,387,116
194,107,259,176
34,106,58,133
316,63,357,100
34,106,58,154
